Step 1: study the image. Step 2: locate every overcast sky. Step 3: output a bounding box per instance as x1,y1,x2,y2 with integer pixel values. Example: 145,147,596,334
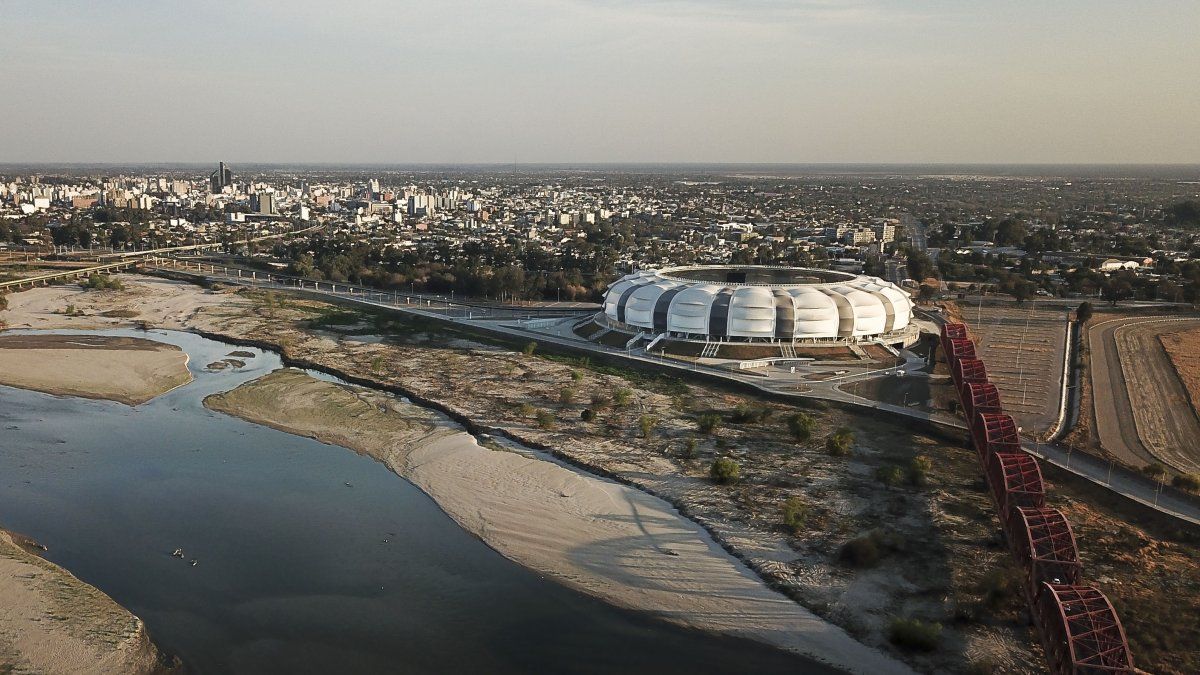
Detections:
2,0,1198,164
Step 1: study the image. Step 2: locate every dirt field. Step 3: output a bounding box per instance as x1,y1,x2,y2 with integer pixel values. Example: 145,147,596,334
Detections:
1089,315,1200,474
1160,327,1200,418
4,275,1198,674
966,304,1068,436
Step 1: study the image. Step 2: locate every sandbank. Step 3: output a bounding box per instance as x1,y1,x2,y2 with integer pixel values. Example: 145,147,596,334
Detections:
205,369,909,674
0,334,192,405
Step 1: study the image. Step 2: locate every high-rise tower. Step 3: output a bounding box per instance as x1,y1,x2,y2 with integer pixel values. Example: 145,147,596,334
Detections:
209,162,233,192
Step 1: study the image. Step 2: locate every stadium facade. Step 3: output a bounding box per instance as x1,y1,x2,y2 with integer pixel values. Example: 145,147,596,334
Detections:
599,266,916,345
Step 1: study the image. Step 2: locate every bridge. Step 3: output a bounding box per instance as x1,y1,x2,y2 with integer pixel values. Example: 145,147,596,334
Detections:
0,223,323,292
942,323,1135,675
0,260,143,291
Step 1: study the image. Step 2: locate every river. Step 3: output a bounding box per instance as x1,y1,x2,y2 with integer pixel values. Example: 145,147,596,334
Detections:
0,329,829,674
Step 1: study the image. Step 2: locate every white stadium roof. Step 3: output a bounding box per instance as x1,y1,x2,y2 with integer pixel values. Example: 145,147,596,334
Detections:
602,266,913,341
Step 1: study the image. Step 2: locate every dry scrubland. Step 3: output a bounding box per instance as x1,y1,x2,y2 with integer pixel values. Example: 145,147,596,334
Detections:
3,275,1199,673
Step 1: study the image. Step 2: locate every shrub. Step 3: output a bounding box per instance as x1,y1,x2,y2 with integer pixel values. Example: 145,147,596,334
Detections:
682,438,698,459
522,341,538,356
590,392,611,409
0,292,7,312
839,533,881,568
782,497,809,532
517,402,535,417
730,403,772,424
570,369,583,382
580,408,596,422
1172,473,1200,493
786,413,816,442
710,457,740,484
1142,462,1169,480
825,427,854,456
639,415,656,439
875,465,906,486
696,413,722,435
535,410,556,430
613,387,633,407
980,565,1022,610
309,310,360,328
908,454,933,486
887,618,942,652
559,387,576,405
84,273,124,291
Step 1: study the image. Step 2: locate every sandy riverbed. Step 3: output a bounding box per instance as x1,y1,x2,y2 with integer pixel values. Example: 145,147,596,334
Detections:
0,334,192,406
0,529,170,674
204,368,907,674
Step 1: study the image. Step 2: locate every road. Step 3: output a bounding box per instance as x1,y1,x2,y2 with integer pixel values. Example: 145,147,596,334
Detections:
901,213,927,252
144,264,1200,525
5,260,1198,525
1088,316,1200,473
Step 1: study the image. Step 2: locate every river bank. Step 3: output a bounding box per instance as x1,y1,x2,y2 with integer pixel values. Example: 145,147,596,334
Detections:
0,527,174,674
204,368,897,672
1,274,1024,672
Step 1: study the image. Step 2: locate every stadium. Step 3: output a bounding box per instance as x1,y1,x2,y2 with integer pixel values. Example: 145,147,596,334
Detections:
593,265,917,353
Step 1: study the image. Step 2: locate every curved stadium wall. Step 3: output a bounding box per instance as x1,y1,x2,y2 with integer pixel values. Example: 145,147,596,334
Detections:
600,266,915,344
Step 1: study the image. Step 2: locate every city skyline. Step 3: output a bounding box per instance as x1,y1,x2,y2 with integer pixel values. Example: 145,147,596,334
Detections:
3,0,1198,165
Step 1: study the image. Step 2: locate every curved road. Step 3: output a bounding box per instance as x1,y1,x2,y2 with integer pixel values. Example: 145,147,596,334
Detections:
1089,316,1200,473
7,262,1198,525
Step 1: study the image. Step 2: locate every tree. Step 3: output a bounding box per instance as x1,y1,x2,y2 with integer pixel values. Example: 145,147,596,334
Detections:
993,218,1028,247
1076,301,1093,323
1166,200,1200,228
906,250,936,282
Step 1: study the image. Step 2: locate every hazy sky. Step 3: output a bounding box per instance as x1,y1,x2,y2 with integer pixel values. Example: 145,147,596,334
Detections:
2,0,1198,164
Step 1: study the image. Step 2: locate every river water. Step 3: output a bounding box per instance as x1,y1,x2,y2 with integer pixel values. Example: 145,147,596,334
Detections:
0,329,829,674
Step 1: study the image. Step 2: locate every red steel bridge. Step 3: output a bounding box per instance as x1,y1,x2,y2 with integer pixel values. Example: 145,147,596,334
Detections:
942,323,1135,675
